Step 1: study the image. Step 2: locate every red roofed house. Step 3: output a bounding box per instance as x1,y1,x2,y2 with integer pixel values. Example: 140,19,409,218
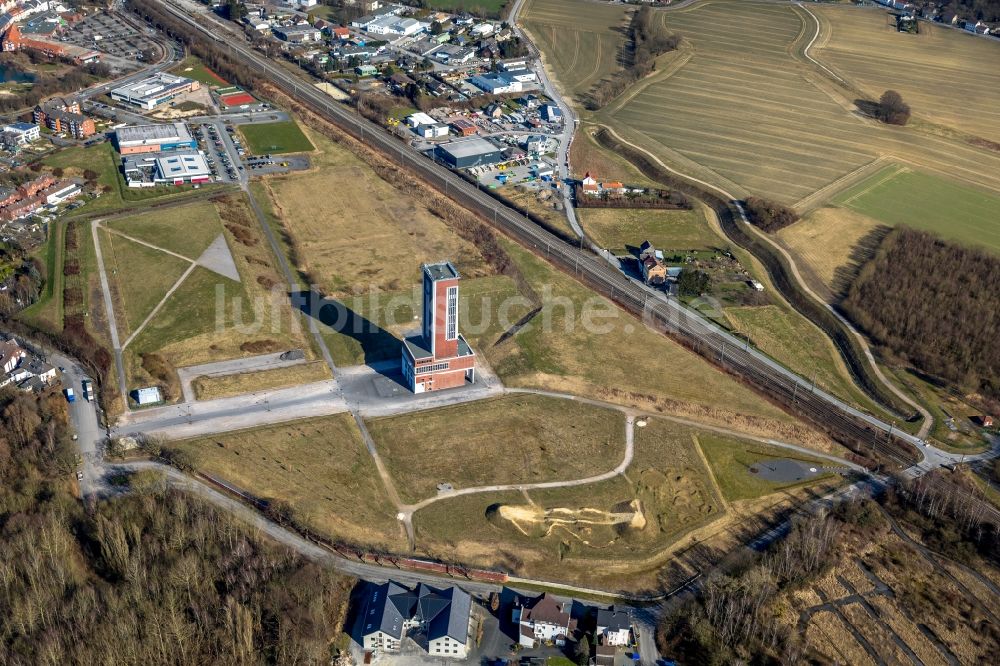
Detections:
513,593,577,648
332,26,350,39
581,172,599,194
401,262,476,393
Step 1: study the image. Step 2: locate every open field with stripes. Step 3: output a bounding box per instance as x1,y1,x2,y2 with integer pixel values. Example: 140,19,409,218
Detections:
567,0,1000,209
831,164,1000,254
520,0,628,104
812,5,1000,143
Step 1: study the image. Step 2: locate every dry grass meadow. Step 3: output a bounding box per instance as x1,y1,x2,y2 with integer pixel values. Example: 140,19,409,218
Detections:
367,394,626,504
410,417,837,588
486,240,831,444
812,4,1000,143
167,414,403,550
776,206,884,300
192,360,331,400
258,127,491,297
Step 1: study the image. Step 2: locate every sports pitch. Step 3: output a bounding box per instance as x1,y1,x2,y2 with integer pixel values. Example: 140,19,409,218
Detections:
238,121,314,155
832,165,1000,254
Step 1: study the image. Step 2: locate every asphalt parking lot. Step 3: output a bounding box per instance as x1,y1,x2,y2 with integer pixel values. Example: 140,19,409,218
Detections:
194,123,237,183
62,13,158,61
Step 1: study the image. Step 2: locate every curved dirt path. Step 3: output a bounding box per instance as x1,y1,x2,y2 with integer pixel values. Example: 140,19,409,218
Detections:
394,387,865,520
401,412,637,514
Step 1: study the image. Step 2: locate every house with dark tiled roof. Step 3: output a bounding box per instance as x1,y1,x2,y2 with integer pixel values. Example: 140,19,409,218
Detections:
359,580,473,658
514,592,577,647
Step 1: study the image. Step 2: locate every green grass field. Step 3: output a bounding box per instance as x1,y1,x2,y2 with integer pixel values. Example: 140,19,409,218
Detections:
725,304,871,409
368,394,626,504
106,200,223,259
238,121,314,155
170,56,228,87
577,207,719,254
166,415,402,550
831,165,1000,254
697,435,835,502
100,230,191,336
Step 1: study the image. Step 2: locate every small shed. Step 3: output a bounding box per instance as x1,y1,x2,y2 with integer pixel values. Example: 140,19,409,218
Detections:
135,386,162,406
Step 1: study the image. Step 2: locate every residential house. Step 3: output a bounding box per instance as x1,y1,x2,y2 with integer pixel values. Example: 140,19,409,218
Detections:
638,241,667,286
596,607,631,646
359,580,473,658
514,593,577,648
581,172,599,195
484,103,503,119
34,98,96,139
0,339,27,374
541,103,562,122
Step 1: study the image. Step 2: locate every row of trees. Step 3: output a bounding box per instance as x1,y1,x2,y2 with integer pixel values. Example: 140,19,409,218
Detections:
0,384,356,664
841,227,1000,405
742,196,800,232
584,7,682,110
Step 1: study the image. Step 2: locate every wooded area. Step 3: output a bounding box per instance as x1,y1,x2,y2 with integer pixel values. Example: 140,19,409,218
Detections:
0,386,354,664
841,227,1000,404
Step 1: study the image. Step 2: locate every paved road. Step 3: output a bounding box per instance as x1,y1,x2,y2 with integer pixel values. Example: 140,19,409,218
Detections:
90,220,128,406
509,0,583,237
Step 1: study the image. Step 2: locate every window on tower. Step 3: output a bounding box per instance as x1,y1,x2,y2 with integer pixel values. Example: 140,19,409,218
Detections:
446,286,458,340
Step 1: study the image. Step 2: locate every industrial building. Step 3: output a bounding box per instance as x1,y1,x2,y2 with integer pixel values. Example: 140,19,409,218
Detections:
433,136,504,169
123,151,212,187
115,123,197,156
401,262,476,393
110,73,200,110
273,24,322,43
469,73,522,95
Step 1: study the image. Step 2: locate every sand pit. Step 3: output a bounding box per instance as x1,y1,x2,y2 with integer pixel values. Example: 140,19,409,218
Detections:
497,499,646,539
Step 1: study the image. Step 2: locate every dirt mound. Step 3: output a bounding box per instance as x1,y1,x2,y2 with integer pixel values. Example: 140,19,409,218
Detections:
496,499,646,543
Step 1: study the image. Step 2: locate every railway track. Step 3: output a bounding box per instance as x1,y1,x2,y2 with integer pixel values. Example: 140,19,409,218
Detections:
150,0,921,466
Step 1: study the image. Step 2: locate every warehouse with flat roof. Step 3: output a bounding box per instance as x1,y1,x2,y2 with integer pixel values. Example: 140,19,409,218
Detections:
122,151,211,187
115,123,197,155
433,137,504,169
110,73,200,110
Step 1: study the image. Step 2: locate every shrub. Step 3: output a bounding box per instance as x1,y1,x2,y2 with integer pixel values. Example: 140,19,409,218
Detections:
877,90,911,126
743,196,799,232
